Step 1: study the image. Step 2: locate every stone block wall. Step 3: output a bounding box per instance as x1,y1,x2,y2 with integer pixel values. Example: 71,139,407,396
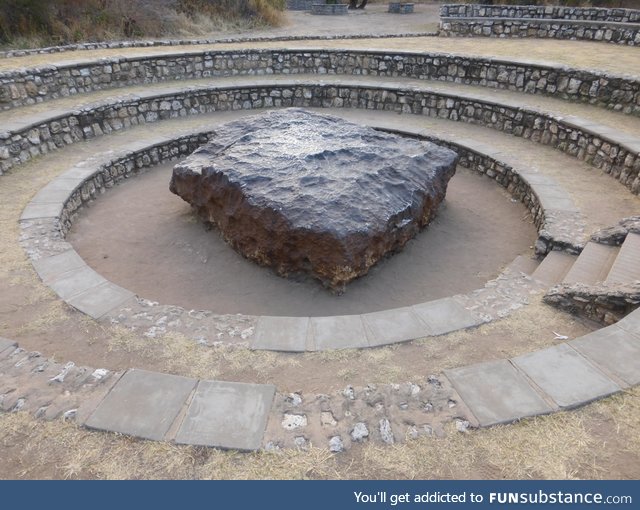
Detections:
287,0,317,9
2,82,639,195
1,49,638,115
389,3,415,14
440,4,640,23
58,134,213,234
440,17,640,46
421,136,546,236
311,3,348,15
544,281,640,325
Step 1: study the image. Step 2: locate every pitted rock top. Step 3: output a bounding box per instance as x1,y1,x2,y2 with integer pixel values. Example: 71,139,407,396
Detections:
170,109,458,291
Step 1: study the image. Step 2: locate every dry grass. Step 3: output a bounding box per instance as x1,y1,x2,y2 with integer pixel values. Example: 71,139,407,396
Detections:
416,298,591,368
16,300,70,334
0,0,285,48
107,326,300,382
590,389,640,456
2,388,639,479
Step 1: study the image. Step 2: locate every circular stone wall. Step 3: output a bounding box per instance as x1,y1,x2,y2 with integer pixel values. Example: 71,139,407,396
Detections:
67,160,537,316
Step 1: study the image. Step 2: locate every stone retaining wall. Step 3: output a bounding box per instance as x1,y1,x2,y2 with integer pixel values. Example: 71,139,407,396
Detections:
2,49,638,115
0,32,438,60
287,0,316,9
311,3,348,15
441,4,640,23
2,82,639,195
409,134,547,247
544,282,640,325
591,216,640,245
57,134,213,234
440,17,640,46
416,134,582,254
389,3,415,14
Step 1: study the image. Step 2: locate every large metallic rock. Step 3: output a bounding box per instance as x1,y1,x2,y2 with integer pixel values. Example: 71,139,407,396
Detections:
170,109,458,292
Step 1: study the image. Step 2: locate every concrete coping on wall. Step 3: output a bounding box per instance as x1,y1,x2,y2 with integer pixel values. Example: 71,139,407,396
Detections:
440,16,640,30
440,4,640,23
0,32,440,60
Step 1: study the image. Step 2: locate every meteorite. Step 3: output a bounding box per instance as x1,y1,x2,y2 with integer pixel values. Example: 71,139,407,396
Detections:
170,109,458,292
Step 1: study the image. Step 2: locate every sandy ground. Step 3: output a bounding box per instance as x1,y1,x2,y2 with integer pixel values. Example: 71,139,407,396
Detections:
68,164,536,316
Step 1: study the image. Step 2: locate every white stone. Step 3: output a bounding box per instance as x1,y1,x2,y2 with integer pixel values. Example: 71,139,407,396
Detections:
351,422,369,442
281,413,307,430
329,436,344,453
379,418,395,444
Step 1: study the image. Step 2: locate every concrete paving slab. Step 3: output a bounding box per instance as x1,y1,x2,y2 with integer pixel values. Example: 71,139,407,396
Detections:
562,242,619,285
445,359,553,427
31,179,81,204
570,325,640,387
605,232,640,284
62,164,100,180
66,281,135,319
252,316,310,352
616,309,640,335
310,315,369,350
20,202,64,221
0,338,17,355
507,255,539,276
49,265,106,300
519,172,557,186
33,250,88,284
85,369,196,441
175,380,275,451
512,344,620,409
411,297,484,336
531,250,576,286
537,194,578,213
361,306,428,347
75,371,125,426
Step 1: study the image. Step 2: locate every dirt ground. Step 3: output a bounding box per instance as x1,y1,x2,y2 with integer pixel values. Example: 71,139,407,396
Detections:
67,164,536,316
1,3,640,481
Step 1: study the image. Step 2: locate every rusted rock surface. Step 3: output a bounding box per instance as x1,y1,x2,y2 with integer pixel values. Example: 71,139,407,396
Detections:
170,109,458,292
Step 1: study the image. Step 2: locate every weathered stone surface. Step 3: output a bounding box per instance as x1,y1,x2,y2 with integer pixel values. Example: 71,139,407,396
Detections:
170,109,457,292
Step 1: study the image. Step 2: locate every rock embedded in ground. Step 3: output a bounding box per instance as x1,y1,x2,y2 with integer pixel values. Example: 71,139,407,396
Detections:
351,422,370,442
329,436,344,453
170,109,458,292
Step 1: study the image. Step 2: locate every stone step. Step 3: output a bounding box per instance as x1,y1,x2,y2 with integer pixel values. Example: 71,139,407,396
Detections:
531,250,577,287
605,232,640,284
507,255,540,276
562,242,619,285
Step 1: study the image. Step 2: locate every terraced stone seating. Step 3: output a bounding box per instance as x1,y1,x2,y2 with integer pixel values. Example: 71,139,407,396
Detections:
1,25,640,452
287,0,316,10
388,3,414,14
439,3,640,45
311,2,349,15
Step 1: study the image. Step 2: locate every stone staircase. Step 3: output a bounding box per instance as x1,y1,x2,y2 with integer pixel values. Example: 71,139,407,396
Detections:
531,250,577,287
532,233,640,289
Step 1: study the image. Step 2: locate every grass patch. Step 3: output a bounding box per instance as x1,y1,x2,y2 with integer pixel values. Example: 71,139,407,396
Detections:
0,0,286,48
107,325,300,381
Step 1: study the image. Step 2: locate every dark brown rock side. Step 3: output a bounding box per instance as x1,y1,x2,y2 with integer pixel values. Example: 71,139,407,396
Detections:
170,109,458,292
